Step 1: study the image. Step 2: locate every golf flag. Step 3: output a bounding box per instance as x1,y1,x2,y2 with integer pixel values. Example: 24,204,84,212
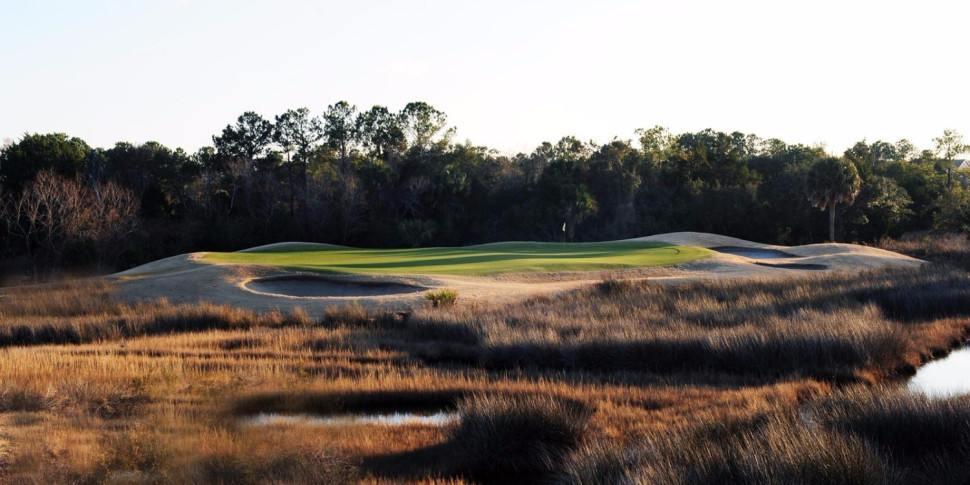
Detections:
562,222,566,232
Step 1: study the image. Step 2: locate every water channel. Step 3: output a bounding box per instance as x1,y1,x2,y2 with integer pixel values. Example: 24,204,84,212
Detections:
907,345,970,398
242,411,459,427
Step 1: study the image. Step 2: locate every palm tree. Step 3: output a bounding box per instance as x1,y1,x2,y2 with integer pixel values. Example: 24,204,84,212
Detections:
806,157,861,242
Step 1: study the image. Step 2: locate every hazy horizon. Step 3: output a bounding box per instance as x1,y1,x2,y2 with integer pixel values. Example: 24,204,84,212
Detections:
3,0,969,156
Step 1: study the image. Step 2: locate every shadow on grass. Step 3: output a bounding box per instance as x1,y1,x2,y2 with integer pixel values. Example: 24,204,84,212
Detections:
231,389,466,417
360,393,590,485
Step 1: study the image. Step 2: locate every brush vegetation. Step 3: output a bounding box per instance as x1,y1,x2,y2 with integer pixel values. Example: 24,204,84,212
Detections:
1,238,969,483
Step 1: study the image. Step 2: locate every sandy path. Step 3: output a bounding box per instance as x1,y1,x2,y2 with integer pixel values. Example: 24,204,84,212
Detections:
111,232,924,313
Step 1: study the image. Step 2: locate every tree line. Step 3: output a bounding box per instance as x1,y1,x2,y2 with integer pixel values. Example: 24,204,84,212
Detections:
1,100,967,271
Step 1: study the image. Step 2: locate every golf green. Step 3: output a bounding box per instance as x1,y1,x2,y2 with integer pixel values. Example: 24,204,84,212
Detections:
202,241,709,276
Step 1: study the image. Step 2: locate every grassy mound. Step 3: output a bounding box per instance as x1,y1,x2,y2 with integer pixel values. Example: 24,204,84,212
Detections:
202,241,709,276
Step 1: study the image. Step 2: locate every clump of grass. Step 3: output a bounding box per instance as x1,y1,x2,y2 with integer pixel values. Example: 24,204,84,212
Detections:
0,279,118,317
191,446,356,485
447,394,591,478
185,430,358,485
880,232,970,270
98,424,172,476
0,437,10,473
563,414,893,485
321,302,402,329
425,288,458,308
1,372,151,418
595,275,631,295
271,307,314,327
477,305,907,379
323,302,370,326
810,388,970,468
414,265,969,382
562,388,970,485
848,266,970,321
556,439,635,485
0,281,315,347
86,390,150,419
0,386,49,412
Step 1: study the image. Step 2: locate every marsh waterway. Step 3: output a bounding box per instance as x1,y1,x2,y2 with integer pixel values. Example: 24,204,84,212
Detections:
907,345,970,398
242,411,458,427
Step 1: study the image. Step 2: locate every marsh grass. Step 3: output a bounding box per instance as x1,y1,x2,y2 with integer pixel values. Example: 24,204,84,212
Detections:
447,394,591,478
0,259,968,483
410,265,970,381
560,388,970,485
810,388,970,468
880,232,970,270
0,280,313,347
187,430,358,485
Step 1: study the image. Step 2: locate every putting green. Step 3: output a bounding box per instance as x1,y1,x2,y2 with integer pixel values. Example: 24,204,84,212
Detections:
202,241,710,276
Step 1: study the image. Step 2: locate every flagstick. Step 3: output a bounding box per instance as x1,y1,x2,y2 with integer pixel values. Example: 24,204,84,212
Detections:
562,222,566,254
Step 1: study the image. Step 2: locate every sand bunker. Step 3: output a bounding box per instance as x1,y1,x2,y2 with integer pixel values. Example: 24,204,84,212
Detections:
754,262,828,270
633,232,924,274
110,232,925,313
244,275,427,298
711,246,800,259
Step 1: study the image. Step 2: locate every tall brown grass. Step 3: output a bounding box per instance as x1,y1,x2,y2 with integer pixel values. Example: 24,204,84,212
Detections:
0,280,312,346
447,394,591,478
880,231,970,270
559,388,970,485
0,256,968,483
409,266,970,382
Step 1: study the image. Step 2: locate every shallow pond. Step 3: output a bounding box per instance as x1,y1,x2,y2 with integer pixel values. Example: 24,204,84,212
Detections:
907,346,970,398
241,411,458,427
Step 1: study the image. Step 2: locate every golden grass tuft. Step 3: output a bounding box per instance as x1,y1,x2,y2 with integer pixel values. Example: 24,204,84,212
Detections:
424,288,458,308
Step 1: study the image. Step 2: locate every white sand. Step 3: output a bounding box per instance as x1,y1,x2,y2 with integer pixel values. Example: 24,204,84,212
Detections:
110,232,924,313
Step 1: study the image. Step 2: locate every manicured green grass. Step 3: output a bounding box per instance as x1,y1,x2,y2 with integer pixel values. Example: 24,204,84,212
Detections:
201,241,710,276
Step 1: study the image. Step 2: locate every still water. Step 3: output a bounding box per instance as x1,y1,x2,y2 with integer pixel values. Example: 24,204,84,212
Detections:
907,346,970,399
242,411,458,427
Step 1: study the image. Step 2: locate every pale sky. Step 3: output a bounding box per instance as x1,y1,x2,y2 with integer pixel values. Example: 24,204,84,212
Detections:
2,0,968,156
